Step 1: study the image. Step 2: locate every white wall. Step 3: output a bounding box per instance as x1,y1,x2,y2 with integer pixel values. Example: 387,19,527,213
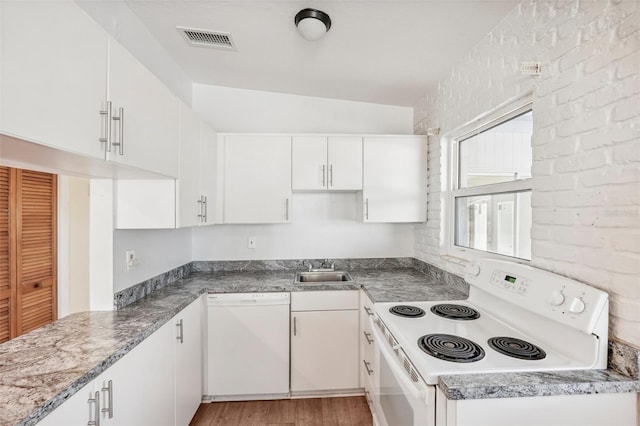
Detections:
113,228,192,292
192,84,416,262
413,0,640,348
192,193,414,260
193,84,413,134
58,176,90,317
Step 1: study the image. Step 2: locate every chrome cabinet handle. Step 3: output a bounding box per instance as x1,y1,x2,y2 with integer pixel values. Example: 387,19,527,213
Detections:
329,164,333,187
364,389,373,405
99,101,112,152
203,196,208,222
293,316,297,336
322,164,326,187
363,360,373,376
285,198,289,221
111,107,124,155
363,331,374,344
197,195,207,222
364,306,373,316
365,198,369,220
101,380,113,419
88,391,100,426
176,319,184,343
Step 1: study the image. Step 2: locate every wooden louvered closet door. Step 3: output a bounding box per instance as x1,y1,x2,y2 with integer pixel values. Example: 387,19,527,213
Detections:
0,167,14,343
15,169,57,335
0,166,57,343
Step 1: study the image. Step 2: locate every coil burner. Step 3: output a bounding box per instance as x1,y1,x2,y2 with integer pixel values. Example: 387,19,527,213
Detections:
430,304,480,321
389,305,426,318
488,337,547,360
418,334,485,363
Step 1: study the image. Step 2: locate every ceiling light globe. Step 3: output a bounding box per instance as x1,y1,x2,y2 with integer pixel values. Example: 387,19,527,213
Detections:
294,8,331,41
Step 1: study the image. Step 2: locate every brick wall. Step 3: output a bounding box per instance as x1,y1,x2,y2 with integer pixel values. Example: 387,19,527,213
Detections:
413,0,639,346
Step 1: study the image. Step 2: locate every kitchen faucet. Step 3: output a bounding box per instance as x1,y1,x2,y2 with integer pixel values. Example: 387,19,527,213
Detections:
306,259,335,272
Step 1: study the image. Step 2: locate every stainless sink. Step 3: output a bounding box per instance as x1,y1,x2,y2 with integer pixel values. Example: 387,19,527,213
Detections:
294,271,354,283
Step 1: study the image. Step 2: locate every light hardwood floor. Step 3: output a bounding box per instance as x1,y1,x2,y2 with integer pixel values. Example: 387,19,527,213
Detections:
190,396,373,426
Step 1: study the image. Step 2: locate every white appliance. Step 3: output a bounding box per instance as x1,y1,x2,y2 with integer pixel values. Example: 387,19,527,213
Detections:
206,292,290,400
371,259,637,426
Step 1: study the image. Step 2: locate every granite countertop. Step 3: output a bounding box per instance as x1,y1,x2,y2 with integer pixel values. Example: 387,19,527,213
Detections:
439,369,640,400
0,267,637,426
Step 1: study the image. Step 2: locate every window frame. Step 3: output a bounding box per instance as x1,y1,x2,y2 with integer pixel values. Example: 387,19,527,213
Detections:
445,98,534,263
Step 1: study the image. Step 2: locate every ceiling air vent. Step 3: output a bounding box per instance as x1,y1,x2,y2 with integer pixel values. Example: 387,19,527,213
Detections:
177,26,237,51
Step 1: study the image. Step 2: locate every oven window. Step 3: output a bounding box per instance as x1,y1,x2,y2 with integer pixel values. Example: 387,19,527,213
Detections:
450,102,533,261
379,353,414,426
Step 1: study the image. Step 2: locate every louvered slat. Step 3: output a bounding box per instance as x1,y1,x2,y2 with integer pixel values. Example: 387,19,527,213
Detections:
0,167,12,342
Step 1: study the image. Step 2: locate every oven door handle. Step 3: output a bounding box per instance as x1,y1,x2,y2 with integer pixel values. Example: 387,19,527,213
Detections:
370,320,429,402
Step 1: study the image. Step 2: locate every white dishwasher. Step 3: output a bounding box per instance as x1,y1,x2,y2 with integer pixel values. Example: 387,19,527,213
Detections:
206,292,290,400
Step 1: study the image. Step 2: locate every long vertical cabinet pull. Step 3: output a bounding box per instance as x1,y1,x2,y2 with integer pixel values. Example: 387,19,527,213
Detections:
293,316,297,336
87,391,100,426
101,380,113,419
176,319,184,344
197,197,204,222
99,101,112,152
365,199,369,220
202,196,208,223
111,107,125,155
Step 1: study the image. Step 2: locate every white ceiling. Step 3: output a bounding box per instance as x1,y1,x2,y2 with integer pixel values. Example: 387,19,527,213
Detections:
125,1,518,107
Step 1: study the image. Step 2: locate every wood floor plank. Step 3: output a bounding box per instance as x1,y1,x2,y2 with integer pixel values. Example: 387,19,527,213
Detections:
189,396,372,426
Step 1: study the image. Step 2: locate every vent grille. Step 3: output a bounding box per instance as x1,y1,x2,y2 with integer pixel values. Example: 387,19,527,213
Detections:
177,26,236,51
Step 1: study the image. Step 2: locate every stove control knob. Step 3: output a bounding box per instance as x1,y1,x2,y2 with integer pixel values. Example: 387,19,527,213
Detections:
548,290,565,306
569,298,586,314
464,263,481,277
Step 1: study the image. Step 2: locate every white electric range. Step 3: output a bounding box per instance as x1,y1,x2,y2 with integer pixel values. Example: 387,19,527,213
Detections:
368,259,636,426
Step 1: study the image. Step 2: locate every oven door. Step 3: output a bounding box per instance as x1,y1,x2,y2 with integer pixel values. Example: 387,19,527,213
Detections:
371,319,435,426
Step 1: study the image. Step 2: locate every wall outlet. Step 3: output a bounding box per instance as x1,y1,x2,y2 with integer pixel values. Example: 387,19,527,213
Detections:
126,249,137,270
248,236,257,249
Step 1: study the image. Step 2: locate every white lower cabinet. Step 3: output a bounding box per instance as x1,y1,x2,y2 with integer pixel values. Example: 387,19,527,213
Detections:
290,291,359,394
37,382,97,426
174,297,203,426
38,297,204,426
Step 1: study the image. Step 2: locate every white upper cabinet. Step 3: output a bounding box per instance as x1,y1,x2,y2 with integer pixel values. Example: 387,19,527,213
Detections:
107,39,179,177
0,0,108,159
176,102,202,228
199,122,219,225
177,103,218,227
292,136,362,191
223,135,292,224
0,1,179,178
362,136,427,223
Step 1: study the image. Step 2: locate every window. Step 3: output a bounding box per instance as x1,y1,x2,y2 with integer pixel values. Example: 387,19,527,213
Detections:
450,103,533,261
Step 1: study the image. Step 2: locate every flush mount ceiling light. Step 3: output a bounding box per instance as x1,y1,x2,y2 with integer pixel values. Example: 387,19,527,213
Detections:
295,8,332,41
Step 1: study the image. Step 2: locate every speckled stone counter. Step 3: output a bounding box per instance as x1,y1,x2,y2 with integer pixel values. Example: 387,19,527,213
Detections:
1,266,638,426
438,369,640,400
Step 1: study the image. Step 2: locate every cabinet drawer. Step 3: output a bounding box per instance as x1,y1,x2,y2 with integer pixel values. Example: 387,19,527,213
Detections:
291,290,359,311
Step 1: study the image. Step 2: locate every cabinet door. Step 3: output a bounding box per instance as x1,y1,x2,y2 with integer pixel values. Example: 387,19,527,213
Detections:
177,103,201,228
174,298,203,426
0,0,107,159
107,39,179,177
199,123,218,225
37,382,96,426
291,310,359,393
328,136,362,190
223,135,292,223
292,136,327,190
363,136,426,222
96,320,175,425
